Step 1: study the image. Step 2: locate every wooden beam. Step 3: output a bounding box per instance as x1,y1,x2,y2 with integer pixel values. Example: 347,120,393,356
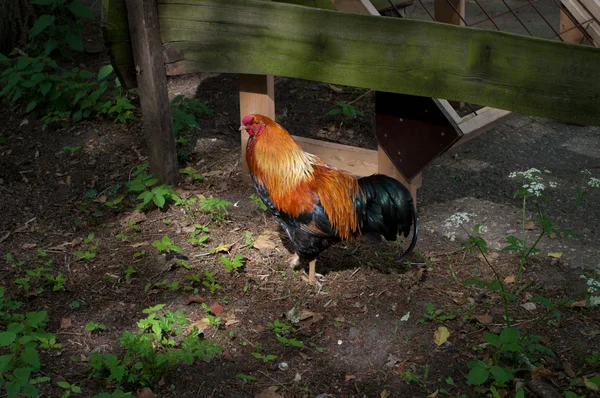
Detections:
153,0,600,126
293,135,378,176
239,75,275,180
125,0,179,185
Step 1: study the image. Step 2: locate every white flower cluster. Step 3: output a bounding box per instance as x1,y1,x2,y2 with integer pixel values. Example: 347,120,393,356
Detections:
581,274,600,307
443,212,476,242
509,168,557,197
444,212,474,228
589,177,600,188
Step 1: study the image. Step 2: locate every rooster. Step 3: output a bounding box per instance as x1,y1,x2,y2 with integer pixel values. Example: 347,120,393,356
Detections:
241,114,418,283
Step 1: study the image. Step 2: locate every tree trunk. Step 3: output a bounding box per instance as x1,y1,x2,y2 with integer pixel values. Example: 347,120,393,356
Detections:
0,0,36,55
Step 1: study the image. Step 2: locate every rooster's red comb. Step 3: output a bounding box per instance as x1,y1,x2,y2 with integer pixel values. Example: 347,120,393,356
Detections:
241,115,254,125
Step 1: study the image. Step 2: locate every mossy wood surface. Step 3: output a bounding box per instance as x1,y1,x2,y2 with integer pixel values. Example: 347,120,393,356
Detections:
102,0,600,125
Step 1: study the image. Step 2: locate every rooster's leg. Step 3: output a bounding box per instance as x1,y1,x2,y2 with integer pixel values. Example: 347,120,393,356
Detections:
308,259,317,284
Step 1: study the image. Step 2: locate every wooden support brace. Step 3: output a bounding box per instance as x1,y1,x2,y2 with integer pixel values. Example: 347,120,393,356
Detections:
239,74,275,180
125,0,179,184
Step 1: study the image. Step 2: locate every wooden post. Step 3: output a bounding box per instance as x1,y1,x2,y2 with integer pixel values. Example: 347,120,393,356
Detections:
435,0,465,108
434,0,465,26
239,75,275,180
125,0,179,185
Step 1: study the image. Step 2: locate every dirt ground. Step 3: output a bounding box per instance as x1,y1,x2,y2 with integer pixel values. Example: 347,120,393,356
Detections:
2,10,600,398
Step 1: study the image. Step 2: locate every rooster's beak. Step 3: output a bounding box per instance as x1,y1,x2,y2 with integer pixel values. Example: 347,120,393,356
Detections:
239,125,246,132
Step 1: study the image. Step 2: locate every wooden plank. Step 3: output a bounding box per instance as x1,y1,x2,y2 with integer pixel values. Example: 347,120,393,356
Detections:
580,0,600,20
453,107,512,147
293,135,378,176
561,0,600,45
240,75,275,180
125,0,179,185
560,8,591,44
155,0,600,126
331,0,378,14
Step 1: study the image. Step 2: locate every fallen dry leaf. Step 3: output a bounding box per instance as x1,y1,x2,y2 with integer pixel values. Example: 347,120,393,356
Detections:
531,365,555,381
524,220,536,230
254,386,282,398
297,310,323,329
521,302,537,311
434,326,450,346
328,84,344,93
223,313,240,326
188,319,211,335
21,243,37,249
504,275,516,284
182,226,196,234
380,389,391,398
472,314,493,324
563,362,576,378
210,302,224,316
65,176,71,185
548,252,563,259
584,377,599,391
550,232,557,240
570,300,587,308
386,354,400,368
137,387,156,398
253,233,277,251
298,352,312,361
60,318,72,329
183,295,205,305
427,390,439,398
345,375,356,382
213,243,230,253
131,241,149,248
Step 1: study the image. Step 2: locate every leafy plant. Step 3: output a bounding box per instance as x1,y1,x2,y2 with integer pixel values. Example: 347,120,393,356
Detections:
63,145,80,154
85,320,107,332
0,298,59,398
200,197,231,223
201,271,222,294
170,95,213,160
152,235,182,255
327,100,364,119
236,373,256,383
88,305,221,390
180,166,203,182
417,303,455,324
188,224,209,247
57,380,82,398
220,254,244,273
249,194,267,212
73,233,99,260
251,352,277,362
25,0,95,59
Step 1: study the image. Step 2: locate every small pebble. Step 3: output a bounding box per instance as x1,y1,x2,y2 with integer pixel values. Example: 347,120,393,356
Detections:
278,362,289,371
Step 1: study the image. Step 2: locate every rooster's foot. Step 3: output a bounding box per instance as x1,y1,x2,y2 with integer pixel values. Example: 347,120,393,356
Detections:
289,253,300,269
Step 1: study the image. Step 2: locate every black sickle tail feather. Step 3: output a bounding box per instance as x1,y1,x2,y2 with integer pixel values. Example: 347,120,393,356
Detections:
357,174,419,263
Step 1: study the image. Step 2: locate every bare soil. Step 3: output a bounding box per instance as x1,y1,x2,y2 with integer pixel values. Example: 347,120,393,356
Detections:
1,36,600,398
